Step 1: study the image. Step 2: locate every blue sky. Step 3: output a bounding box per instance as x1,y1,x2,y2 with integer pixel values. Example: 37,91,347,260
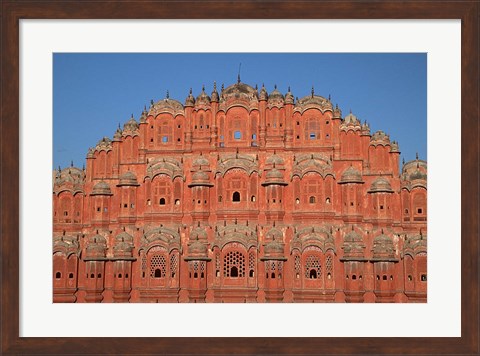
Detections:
53,53,426,169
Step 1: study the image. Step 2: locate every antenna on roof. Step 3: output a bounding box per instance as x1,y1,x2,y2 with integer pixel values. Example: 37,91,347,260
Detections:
238,63,241,83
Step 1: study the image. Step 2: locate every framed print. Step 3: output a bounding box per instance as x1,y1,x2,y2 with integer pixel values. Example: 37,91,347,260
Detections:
1,1,478,354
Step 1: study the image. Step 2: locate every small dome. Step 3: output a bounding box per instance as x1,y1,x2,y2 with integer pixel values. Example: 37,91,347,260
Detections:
113,231,134,256
95,137,113,152
372,233,395,259
151,97,184,113
262,168,287,186
118,171,139,186
115,231,133,243
195,86,211,105
285,87,294,104
370,130,391,145
88,234,107,245
91,181,112,196
265,154,285,167
123,115,139,132
192,170,209,182
185,89,195,106
211,82,219,102
113,127,122,141
339,166,363,184
333,104,342,118
259,84,268,101
264,239,284,255
193,156,210,167
409,169,427,181
344,230,362,243
368,177,394,193
390,141,400,153
85,234,107,259
268,86,284,103
188,239,208,256
343,112,360,125
188,170,213,187
190,226,208,240
266,168,283,180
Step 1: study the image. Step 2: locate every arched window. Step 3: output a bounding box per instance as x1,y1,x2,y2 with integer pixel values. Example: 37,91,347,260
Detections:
305,255,321,280
223,250,245,278
309,196,316,204
55,272,61,279
159,198,166,205
234,131,241,140
232,191,240,202
150,254,166,279
251,195,256,202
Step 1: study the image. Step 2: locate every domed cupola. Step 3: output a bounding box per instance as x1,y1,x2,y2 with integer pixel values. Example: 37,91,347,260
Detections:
267,84,285,106
341,227,366,258
333,103,342,118
210,81,219,102
85,234,108,260
95,137,113,152
368,177,394,193
259,83,268,101
195,85,211,106
263,237,286,260
192,154,210,169
372,230,395,261
185,88,195,107
339,165,364,184
343,111,360,125
361,121,371,135
117,171,140,187
123,114,139,133
139,105,148,123
91,180,113,196
112,231,134,259
370,130,391,146
372,232,397,261
390,141,400,153
262,166,288,186
265,152,285,168
113,124,123,141
188,167,213,187
285,86,294,104
409,168,427,181
187,238,209,259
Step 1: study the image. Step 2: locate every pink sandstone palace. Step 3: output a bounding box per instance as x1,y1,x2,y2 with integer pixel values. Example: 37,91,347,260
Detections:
53,80,427,303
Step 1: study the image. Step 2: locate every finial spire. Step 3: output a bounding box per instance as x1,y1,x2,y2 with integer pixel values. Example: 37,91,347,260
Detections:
70,160,73,167
237,63,241,83
288,86,291,92
213,81,217,91
166,90,169,99
202,84,205,92
416,152,419,160
311,86,314,97
274,84,277,90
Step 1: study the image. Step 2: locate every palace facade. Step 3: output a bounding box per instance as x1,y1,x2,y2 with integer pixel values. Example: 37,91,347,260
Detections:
53,80,427,303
